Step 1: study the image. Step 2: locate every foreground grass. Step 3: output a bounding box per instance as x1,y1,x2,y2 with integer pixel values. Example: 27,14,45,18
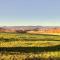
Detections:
0,51,60,60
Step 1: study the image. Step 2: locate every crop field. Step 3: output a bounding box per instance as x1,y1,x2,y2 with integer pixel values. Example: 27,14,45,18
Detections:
0,32,60,60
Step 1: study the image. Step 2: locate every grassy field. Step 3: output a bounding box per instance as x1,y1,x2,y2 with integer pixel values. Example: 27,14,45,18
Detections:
0,32,60,47
0,32,60,60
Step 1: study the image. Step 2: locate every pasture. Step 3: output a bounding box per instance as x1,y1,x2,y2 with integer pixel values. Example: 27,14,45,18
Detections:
0,32,60,60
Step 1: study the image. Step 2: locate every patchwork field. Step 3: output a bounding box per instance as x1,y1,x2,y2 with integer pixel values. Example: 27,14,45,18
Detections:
0,32,60,60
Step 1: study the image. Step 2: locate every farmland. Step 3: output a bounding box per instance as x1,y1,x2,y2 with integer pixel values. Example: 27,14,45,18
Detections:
0,32,60,47
0,32,60,60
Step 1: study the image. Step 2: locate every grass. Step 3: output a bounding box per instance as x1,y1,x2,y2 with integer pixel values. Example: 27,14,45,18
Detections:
0,32,60,40
0,32,60,47
0,51,60,60
0,32,60,60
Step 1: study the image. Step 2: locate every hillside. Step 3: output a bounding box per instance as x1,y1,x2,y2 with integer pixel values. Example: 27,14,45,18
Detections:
0,26,60,35
27,27,60,35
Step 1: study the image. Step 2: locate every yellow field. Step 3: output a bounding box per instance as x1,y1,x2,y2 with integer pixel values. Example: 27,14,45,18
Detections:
0,33,60,47
0,33,60,60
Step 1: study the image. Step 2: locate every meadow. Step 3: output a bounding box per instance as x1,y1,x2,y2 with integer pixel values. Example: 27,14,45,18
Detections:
0,32,60,60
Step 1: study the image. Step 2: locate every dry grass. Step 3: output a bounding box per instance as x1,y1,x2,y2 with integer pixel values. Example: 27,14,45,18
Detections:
0,33,60,47
0,41,60,47
0,51,60,60
0,33,60,60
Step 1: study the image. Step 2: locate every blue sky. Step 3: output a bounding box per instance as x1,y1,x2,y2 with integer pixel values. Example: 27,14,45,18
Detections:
0,0,60,26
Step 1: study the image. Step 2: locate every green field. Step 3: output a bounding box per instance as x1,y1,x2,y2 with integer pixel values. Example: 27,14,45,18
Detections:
0,32,60,60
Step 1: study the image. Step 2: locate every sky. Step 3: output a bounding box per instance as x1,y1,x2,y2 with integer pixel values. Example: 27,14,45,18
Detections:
0,0,60,26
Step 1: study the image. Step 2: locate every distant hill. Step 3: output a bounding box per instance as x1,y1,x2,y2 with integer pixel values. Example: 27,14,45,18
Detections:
0,26,60,35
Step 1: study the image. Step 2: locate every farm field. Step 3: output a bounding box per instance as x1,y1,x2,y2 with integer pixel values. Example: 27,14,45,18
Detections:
0,33,60,47
0,32,60,60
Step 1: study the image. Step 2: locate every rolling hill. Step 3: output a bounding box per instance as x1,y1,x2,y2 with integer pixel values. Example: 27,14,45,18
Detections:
0,26,60,35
